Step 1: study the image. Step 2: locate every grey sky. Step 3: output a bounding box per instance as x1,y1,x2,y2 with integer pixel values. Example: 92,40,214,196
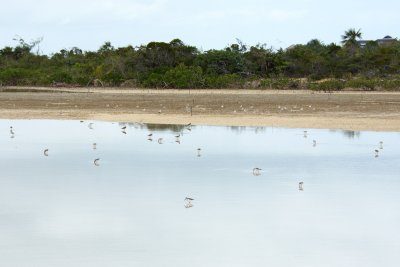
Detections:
1,0,398,54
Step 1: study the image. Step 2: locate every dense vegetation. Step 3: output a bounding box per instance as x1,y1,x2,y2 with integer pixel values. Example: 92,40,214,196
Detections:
1,30,399,90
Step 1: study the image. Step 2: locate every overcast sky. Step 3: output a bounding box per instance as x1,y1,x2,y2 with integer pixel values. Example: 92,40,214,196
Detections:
1,0,398,54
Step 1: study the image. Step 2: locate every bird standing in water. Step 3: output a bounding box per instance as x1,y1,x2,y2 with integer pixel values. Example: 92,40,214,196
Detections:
299,182,304,191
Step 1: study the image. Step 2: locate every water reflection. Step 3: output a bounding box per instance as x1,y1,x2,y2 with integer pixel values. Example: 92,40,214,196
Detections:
0,120,399,267
330,129,361,139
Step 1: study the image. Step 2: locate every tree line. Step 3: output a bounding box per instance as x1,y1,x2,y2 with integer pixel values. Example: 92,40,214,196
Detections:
0,29,399,90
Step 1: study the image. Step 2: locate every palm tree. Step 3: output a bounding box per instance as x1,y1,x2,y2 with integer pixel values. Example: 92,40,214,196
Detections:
341,28,362,46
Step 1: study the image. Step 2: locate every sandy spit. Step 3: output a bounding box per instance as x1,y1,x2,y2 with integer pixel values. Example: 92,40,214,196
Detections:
1,87,400,131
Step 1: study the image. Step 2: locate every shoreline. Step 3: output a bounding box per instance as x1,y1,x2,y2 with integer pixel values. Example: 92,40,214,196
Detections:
1,87,400,131
1,110,399,132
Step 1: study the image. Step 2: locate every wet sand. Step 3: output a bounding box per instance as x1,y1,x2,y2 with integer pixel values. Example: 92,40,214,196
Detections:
1,87,400,131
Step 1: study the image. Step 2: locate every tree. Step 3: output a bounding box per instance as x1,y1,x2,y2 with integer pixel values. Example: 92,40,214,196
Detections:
341,28,362,47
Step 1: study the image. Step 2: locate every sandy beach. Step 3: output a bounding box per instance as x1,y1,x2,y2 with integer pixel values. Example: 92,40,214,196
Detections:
1,87,400,131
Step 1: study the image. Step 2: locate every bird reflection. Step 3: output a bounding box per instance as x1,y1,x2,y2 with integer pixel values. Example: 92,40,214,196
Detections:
299,181,304,191
184,197,194,208
253,167,262,176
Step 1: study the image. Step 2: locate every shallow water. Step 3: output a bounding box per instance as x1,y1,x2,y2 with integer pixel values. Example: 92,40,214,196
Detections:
0,120,399,267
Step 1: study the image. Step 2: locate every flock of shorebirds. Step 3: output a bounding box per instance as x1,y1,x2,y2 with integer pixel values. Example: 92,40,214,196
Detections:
7,123,385,208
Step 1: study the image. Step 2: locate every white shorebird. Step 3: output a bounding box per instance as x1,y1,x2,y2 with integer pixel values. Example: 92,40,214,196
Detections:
375,149,379,157
10,126,14,135
93,143,97,150
44,149,49,156
253,167,262,176
299,181,304,191
303,130,308,138
379,141,383,149
197,148,201,157
94,158,100,166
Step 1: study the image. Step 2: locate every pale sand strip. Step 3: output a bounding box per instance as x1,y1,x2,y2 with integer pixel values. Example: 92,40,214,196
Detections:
1,109,399,132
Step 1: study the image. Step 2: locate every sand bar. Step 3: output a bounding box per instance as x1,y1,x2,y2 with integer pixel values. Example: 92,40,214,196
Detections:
1,87,400,131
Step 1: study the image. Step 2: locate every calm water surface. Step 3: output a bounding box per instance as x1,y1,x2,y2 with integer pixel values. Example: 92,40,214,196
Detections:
0,120,399,267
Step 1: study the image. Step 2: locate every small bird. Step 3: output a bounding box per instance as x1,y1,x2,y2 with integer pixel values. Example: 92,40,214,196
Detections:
379,141,383,150
121,126,127,130
148,138,153,142
197,148,201,157
186,123,192,127
148,133,153,137
303,130,308,138
175,134,180,138
10,126,14,135
313,140,317,147
253,167,262,176
375,149,379,157
94,158,100,166
44,149,49,156
88,123,94,130
121,130,127,135
93,143,97,149
158,138,163,144
299,182,304,191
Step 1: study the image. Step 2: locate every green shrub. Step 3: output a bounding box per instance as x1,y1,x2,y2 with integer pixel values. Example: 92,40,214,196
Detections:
0,68,31,85
163,64,203,88
204,74,243,88
48,71,73,84
260,78,301,89
345,79,377,90
381,80,400,90
309,79,345,91
142,72,165,88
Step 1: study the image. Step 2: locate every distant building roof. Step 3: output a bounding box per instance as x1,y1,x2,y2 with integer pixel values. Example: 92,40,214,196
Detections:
357,35,397,48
